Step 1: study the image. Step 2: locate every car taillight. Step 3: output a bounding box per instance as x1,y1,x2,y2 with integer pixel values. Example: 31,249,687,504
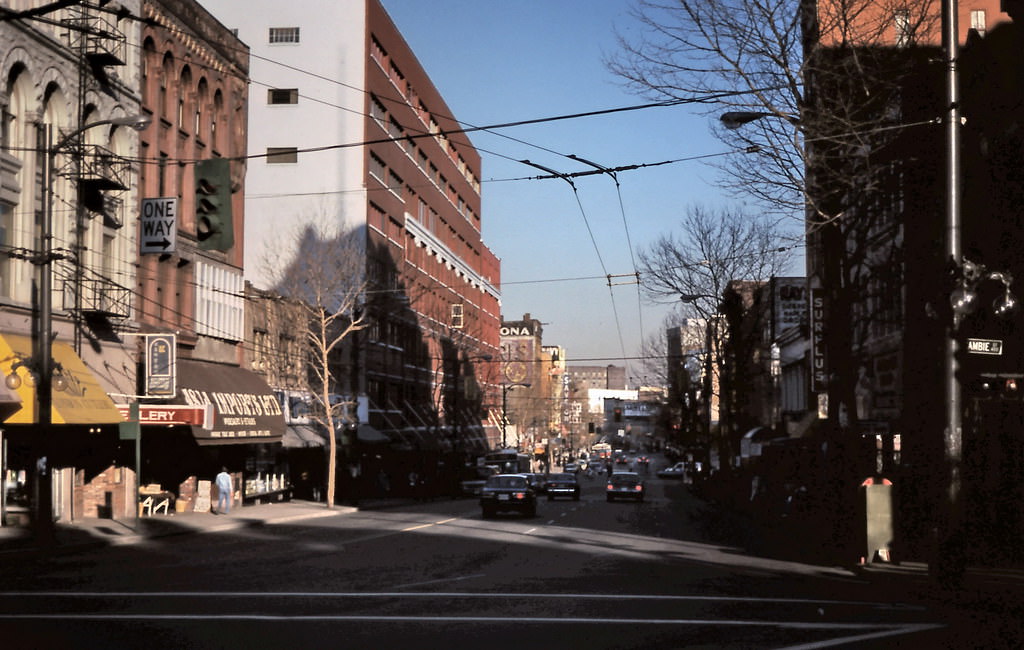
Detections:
635,485,643,491
514,492,525,500
606,484,613,491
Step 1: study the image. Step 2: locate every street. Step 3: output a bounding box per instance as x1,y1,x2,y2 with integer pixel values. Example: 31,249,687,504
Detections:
0,459,1010,649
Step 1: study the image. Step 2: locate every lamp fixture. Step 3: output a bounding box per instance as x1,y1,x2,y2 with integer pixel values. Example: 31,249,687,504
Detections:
950,258,1017,319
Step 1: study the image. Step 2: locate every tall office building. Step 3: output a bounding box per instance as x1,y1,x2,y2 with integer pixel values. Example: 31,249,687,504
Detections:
203,0,501,450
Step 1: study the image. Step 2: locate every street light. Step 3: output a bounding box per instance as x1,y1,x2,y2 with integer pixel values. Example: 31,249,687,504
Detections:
501,382,530,450
31,113,149,538
719,111,799,130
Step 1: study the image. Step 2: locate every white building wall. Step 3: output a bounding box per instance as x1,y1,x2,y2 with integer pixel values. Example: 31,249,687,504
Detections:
203,0,368,289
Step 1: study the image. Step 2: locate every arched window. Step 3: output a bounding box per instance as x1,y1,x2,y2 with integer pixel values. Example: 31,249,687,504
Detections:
195,78,209,145
161,52,174,121
212,89,224,153
178,66,192,132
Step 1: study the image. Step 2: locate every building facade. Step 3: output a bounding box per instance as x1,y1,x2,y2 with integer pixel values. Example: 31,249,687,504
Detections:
0,1,144,526
202,0,501,494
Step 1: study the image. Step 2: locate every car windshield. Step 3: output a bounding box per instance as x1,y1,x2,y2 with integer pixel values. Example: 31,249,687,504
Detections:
486,476,527,489
611,474,639,485
548,474,576,483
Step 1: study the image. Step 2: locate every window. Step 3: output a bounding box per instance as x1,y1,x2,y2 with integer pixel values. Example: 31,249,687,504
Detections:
268,88,298,105
0,203,11,297
388,170,403,197
370,95,386,123
971,10,986,36
451,304,464,329
266,147,298,164
370,36,387,67
195,262,244,341
369,153,386,181
269,27,300,44
894,10,911,47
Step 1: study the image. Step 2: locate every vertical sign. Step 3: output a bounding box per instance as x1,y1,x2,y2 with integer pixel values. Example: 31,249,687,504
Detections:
810,288,827,393
146,333,176,397
140,197,178,254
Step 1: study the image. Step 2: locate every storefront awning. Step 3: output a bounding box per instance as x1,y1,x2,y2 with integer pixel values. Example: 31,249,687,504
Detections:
283,424,326,448
357,423,390,444
172,359,285,445
0,332,124,425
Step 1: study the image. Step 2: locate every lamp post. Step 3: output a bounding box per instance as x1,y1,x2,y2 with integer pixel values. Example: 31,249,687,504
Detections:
501,382,530,450
31,114,149,538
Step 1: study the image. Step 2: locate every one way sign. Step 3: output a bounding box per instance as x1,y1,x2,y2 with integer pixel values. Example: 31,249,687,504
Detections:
140,197,178,254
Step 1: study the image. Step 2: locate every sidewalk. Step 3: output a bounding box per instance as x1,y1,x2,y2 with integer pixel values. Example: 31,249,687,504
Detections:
0,499,355,557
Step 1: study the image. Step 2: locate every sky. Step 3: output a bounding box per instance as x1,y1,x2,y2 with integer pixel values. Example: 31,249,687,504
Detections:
381,1,742,381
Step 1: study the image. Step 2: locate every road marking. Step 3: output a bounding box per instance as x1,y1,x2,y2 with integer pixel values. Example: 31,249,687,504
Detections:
524,528,537,535
401,517,457,532
0,591,925,609
390,574,487,590
0,612,944,635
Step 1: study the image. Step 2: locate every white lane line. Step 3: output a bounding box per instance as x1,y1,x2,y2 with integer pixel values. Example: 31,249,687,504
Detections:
390,574,487,590
0,613,944,633
401,517,458,532
524,528,537,535
0,592,925,609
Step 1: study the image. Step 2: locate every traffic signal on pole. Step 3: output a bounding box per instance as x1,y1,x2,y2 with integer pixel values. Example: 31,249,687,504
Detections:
194,158,234,251
613,407,622,422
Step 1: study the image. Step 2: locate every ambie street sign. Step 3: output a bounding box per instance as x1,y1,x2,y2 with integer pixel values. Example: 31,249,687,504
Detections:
967,338,1003,355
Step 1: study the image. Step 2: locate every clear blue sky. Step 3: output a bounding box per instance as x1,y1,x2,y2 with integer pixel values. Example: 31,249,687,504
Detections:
381,1,738,380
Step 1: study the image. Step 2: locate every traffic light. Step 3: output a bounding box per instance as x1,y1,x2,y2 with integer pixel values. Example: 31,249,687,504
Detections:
613,407,622,422
194,158,234,251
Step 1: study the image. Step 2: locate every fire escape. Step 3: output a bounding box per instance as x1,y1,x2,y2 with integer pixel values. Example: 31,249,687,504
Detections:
57,7,133,340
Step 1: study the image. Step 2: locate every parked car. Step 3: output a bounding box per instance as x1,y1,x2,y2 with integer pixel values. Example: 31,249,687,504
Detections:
545,472,581,501
607,471,645,502
656,462,688,479
480,474,537,518
563,462,579,473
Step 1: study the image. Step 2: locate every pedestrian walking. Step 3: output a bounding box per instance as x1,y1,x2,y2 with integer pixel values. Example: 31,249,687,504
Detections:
215,467,233,514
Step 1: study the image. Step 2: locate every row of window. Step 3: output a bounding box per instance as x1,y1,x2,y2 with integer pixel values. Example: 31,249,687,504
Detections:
369,34,480,195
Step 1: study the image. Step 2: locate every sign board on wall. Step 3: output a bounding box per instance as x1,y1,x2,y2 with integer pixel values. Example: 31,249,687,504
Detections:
145,333,176,397
140,197,178,254
773,277,808,335
810,288,827,393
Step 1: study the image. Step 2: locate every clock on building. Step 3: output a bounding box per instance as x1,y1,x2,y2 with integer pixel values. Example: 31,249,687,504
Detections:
504,360,528,384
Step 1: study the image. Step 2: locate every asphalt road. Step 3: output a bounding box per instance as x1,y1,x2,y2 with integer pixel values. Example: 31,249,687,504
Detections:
0,460,1002,649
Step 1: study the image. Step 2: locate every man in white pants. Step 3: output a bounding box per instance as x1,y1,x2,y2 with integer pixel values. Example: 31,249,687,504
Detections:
215,468,233,514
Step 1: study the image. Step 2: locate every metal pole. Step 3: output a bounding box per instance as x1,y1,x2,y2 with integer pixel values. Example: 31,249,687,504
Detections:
29,124,56,541
940,0,965,583
501,385,507,449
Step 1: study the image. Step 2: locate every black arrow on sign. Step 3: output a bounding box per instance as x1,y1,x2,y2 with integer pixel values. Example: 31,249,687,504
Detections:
144,238,172,250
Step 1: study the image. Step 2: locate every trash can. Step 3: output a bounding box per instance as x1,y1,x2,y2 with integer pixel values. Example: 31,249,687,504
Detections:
858,477,894,563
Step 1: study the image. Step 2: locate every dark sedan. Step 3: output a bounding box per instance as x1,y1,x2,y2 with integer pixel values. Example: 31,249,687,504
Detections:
544,472,581,501
606,471,645,502
480,474,537,518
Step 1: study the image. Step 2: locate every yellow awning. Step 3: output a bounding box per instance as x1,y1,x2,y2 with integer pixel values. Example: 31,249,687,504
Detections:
0,333,124,425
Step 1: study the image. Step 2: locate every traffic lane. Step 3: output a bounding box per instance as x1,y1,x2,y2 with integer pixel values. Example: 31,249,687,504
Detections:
0,590,944,650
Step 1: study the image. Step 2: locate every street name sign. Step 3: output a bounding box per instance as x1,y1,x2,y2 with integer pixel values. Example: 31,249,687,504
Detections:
141,197,178,254
967,338,1003,355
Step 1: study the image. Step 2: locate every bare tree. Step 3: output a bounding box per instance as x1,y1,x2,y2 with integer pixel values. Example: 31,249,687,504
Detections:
611,0,941,431
263,219,369,508
638,205,790,463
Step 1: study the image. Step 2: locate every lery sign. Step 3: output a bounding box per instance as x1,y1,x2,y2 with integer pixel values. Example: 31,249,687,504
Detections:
140,197,178,254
